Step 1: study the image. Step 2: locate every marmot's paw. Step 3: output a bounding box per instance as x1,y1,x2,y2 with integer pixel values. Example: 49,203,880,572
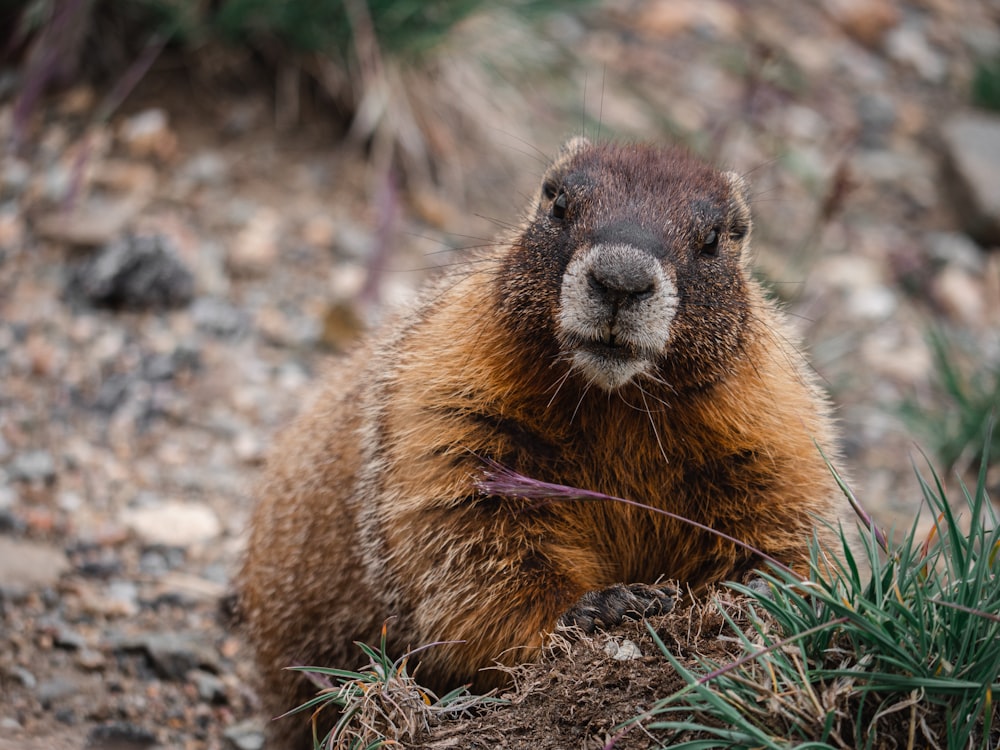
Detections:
558,582,677,633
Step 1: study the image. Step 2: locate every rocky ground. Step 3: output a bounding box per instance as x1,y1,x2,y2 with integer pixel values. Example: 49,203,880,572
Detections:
1,1,999,748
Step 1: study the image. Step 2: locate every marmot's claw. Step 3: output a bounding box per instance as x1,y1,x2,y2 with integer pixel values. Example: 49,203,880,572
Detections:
559,582,677,633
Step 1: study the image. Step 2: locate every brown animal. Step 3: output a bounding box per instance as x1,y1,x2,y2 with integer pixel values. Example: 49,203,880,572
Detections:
238,138,846,747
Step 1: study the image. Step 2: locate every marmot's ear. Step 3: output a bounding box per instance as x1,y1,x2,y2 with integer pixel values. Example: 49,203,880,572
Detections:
558,136,591,158
723,170,749,204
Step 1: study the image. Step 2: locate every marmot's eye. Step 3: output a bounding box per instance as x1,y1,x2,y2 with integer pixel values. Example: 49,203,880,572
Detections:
700,228,719,256
551,189,568,220
542,181,558,201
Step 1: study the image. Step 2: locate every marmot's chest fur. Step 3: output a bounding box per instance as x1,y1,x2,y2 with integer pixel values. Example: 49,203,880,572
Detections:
239,138,845,749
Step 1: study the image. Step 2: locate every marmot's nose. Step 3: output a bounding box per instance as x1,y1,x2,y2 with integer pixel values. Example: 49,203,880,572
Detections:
586,245,656,308
586,259,656,305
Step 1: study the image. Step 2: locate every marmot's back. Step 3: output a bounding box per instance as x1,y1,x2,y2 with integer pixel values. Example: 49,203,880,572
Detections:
239,139,845,749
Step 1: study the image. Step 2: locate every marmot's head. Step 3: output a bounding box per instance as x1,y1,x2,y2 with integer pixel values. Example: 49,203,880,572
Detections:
500,138,755,392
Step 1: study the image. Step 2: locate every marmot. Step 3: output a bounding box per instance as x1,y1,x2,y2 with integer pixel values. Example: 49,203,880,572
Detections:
238,138,846,747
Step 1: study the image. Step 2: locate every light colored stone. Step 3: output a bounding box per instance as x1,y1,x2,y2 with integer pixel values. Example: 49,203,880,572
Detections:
885,21,947,82
227,208,281,276
0,538,69,594
603,637,643,661
122,500,222,547
33,195,146,247
930,266,985,326
119,108,177,161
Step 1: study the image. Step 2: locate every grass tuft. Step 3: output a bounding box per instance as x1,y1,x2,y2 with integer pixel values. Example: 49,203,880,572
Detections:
634,435,1000,749
285,621,501,749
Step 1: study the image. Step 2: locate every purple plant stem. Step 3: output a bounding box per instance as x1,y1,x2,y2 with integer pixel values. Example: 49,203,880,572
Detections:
476,458,795,577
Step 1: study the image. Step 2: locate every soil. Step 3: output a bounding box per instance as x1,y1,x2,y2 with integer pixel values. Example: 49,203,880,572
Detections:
1,1,999,748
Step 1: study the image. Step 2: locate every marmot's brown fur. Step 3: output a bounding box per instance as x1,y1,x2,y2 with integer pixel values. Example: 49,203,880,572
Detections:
238,138,846,747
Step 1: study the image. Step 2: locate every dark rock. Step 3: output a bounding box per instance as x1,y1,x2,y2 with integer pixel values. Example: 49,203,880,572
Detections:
189,669,227,704
85,722,158,750
856,92,897,148
67,233,195,310
113,631,219,681
941,113,1000,246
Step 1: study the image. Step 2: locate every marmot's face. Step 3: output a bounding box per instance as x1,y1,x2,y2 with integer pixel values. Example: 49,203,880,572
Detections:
504,139,754,392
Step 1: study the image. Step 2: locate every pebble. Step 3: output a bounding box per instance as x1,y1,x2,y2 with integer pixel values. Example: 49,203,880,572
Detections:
119,108,177,162
925,231,985,273
191,296,246,338
227,208,281,276
822,0,899,47
76,648,107,671
7,450,57,483
179,151,229,186
930,265,985,325
85,722,159,750
189,669,227,704
603,638,643,661
33,195,148,247
115,631,219,681
36,677,81,707
941,112,1000,246
121,499,222,547
885,20,947,82
222,720,266,750
0,537,69,596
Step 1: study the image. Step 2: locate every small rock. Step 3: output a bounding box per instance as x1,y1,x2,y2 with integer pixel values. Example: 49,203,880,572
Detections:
76,648,107,671
227,208,281,276
115,631,219,681
191,296,246,338
0,717,22,732
0,537,69,596
68,233,195,310
930,266,985,325
85,721,158,750
52,625,87,651
223,719,266,750
300,214,336,249
106,580,140,614
633,0,739,39
122,500,221,547
885,20,947,82
179,151,228,186
856,92,897,148
232,432,264,465
10,665,37,690
119,108,177,162
8,450,56,483
941,113,1000,246
822,0,899,48
37,677,80,708
925,231,985,273
34,195,148,247
603,638,643,661
189,669,227,704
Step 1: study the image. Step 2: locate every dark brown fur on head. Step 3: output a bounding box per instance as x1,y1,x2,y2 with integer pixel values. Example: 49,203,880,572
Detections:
499,138,754,393
239,137,847,750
